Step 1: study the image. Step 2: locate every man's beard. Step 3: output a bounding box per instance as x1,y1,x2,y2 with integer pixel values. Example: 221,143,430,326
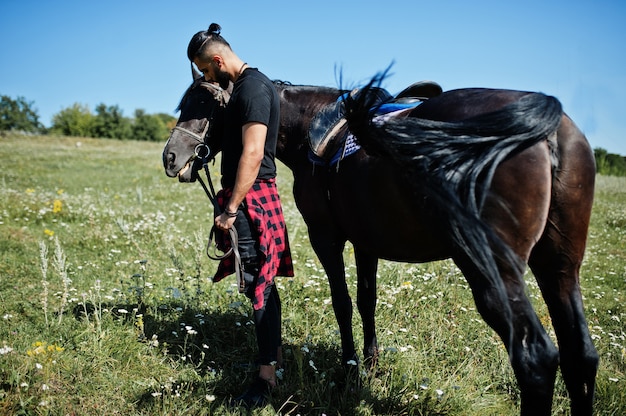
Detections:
216,70,230,90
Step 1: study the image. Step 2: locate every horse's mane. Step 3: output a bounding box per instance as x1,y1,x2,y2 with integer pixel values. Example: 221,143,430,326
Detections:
176,78,232,113
272,80,348,95
344,71,562,304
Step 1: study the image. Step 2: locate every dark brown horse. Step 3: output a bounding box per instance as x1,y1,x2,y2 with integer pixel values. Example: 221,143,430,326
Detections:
162,72,598,416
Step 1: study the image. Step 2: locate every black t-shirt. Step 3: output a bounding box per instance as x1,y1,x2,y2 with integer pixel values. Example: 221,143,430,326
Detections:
220,68,279,188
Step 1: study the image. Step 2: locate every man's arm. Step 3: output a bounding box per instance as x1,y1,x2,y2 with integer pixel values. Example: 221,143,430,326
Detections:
215,121,266,230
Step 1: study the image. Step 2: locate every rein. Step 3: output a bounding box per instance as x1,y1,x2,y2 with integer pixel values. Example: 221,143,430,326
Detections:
195,150,245,294
176,84,245,292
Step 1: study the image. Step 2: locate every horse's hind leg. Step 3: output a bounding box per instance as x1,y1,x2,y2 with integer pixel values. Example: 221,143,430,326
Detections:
454,142,560,415
455,253,560,416
530,250,597,416
529,117,598,416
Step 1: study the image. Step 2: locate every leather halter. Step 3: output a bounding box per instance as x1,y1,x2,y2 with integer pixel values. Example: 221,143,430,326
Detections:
175,81,228,163
171,122,212,162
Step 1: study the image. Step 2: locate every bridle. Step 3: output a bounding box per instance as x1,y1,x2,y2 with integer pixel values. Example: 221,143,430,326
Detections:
176,81,245,292
171,122,212,165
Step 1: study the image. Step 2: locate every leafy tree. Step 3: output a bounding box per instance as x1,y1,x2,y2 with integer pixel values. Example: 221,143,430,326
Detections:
594,147,626,177
0,95,43,132
155,112,177,133
93,103,131,140
131,109,169,141
50,104,94,137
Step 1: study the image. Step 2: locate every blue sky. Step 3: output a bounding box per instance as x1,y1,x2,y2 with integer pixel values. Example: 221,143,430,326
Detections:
1,0,625,154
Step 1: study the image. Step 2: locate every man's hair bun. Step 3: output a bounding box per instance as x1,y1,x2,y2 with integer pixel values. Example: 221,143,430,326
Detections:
208,23,221,36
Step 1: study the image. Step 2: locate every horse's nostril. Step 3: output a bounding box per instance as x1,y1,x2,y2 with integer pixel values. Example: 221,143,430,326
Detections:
163,152,177,171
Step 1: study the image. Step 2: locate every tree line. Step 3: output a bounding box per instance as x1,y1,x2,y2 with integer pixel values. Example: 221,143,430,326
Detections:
0,94,176,142
594,148,626,177
2,94,626,176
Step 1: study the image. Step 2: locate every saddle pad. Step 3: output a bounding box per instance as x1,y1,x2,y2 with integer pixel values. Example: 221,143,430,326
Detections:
308,133,360,167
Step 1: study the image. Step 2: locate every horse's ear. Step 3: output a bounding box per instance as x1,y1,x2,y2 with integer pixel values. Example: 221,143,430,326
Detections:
191,63,203,82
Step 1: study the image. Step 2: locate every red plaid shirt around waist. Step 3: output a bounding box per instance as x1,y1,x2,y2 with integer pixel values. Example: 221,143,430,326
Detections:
213,179,294,310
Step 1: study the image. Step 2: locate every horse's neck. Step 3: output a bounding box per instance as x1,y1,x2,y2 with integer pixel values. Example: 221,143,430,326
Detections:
276,85,341,169
279,84,340,118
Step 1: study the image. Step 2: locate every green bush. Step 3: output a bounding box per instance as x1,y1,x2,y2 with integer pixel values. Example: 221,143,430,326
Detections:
595,148,626,177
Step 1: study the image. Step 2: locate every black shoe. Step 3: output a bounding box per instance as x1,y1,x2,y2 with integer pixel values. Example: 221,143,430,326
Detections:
232,377,272,408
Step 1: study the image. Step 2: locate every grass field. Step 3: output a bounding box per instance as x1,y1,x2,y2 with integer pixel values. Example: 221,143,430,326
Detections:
0,133,624,415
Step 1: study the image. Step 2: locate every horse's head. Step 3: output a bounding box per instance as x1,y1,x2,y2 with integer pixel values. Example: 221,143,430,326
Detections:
162,77,231,182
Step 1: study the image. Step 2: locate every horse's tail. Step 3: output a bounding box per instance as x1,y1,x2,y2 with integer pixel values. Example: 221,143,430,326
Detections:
343,71,562,298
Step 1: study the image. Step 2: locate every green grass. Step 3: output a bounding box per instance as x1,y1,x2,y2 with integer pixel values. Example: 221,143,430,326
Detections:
0,133,624,415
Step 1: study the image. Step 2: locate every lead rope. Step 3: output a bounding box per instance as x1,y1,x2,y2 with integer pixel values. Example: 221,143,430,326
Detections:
196,160,245,293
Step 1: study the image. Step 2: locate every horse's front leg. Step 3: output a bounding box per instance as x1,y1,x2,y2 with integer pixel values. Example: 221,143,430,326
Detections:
308,230,357,364
354,248,379,367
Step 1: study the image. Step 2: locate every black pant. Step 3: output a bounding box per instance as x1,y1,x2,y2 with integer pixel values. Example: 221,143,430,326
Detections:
234,207,282,366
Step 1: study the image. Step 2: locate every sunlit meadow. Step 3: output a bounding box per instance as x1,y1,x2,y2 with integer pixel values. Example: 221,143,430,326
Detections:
1,133,624,415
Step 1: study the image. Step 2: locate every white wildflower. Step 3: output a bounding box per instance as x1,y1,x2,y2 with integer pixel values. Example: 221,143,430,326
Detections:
0,345,13,355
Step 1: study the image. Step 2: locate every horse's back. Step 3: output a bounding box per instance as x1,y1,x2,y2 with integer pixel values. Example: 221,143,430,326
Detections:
409,88,532,121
